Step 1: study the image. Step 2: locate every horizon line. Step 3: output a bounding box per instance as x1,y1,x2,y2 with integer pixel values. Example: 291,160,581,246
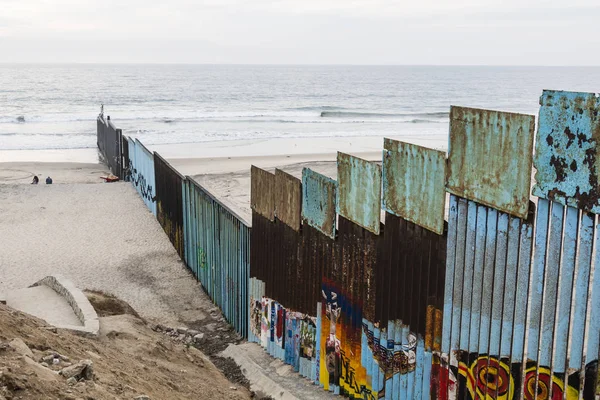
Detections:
1,62,599,68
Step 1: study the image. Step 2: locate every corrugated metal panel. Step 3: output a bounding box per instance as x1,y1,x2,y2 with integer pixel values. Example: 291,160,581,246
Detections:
127,138,156,215
275,169,302,232
441,195,536,400
301,168,337,239
154,153,185,259
446,106,535,219
532,90,600,213
96,116,124,179
251,166,275,221
337,152,382,235
382,138,446,235
183,177,250,337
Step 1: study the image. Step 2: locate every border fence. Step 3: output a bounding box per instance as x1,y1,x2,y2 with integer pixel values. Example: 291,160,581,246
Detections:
96,115,124,179
97,89,600,399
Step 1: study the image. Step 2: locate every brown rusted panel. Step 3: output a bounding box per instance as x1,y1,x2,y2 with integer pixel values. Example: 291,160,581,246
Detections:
381,212,447,338
251,166,275,221
383,138,446,235
154,153,185,259
337,152,382,235
275,169,302,232
532,90,600,213
446,106,535,219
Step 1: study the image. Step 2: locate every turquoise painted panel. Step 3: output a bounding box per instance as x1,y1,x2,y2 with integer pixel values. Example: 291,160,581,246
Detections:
337,152,382,235
382,138,446,235
301,168,337,239
446,106,535,219
533,90,600,213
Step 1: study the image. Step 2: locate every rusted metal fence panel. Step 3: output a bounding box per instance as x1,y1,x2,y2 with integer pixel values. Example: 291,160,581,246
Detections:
127,138,156,215
275,169,302,232
154,153,185,259
533,90,600,213
96,115,123,179
446,106,535,219
184,177,250,337
251,166,275,221
302,168,337,239
382,138,446,235
337,152,382,235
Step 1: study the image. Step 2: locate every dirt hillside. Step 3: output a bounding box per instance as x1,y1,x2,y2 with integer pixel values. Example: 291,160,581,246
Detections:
0,296,252,400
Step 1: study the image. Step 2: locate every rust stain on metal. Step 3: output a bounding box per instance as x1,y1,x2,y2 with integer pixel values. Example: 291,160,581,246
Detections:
383,138,446,235
275,169,302,231
446,106,535,219
251,166,275,221
337,152,382,235
532,90,600,213
301,168,337,238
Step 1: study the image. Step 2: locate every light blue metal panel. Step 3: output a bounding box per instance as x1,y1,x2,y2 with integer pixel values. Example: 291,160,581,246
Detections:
449,196,468,388
540,202,565,367
532,90,600,213
446,106,535,219
489,212,509,357
441,194,459,354
554,206,579,373
586,221,600,369
527,198,550,362
500,216,521,358
132,139,157,215
468,204,488,354
568,212,594,370
301,168,337,239
479,208,498,355
459,201,477,351
382,138,446,235
337,152,382,235
511,214,533,398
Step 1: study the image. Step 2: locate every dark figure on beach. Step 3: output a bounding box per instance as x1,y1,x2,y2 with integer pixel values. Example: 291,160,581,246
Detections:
45,176,53,184
31,175,39,184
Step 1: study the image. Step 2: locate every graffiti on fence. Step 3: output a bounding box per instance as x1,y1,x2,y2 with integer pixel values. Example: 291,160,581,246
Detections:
130,166,155,202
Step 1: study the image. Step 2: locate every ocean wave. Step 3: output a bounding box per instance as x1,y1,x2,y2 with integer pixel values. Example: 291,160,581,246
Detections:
320,111,449,119
287,106,349,111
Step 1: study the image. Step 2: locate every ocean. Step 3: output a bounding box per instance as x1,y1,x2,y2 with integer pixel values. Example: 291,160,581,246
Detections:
1,64,599,151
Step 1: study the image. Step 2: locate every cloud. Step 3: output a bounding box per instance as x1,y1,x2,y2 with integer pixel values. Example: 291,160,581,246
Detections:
0,0,598,64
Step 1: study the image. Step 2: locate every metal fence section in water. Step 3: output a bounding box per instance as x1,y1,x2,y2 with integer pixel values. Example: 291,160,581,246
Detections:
96,116,124,179
183,177,250,337
127,137,156,215
154,153,185,259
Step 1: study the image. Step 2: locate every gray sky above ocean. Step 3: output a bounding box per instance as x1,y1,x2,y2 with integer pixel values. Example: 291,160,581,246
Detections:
1,0,598,65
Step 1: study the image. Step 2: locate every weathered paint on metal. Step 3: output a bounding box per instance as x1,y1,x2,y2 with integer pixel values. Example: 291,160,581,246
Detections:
301,168,337,239
533,90,600,213
183,177,250,337
568,212,593,372
337,152,382,235
128,138,157,215
446,106,535,219
382,138,446,235
251,166,275,221
274,169,302,232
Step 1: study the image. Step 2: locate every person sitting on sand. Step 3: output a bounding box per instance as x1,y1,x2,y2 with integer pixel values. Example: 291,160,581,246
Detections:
45,176,53,184
31,175,39,184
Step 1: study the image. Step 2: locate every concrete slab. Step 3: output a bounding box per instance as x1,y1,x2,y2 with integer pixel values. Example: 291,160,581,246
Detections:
5,286,82,327
222,343,336,400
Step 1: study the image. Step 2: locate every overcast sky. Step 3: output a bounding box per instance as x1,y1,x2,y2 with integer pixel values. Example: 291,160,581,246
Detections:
1,0,599,65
